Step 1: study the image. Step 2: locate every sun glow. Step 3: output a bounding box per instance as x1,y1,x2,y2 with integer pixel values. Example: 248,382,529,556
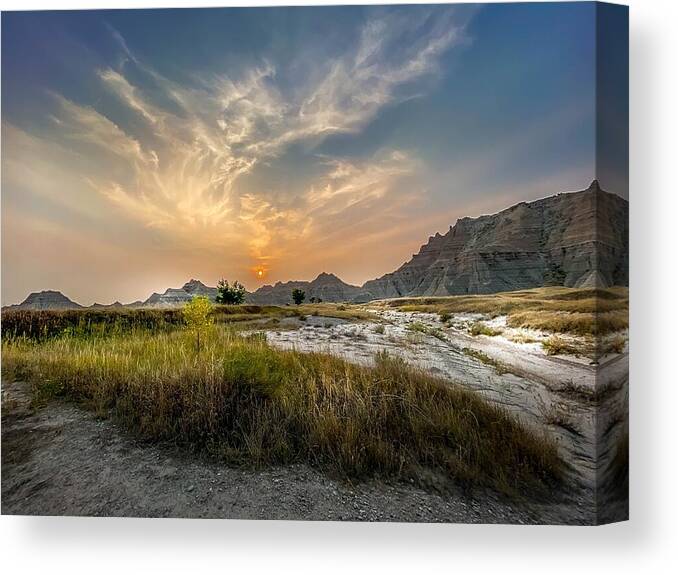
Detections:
251,267,267,280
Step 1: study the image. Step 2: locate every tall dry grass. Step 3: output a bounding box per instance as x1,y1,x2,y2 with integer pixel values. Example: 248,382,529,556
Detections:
0,303,374,341
2,327,562,495
377,287,628,336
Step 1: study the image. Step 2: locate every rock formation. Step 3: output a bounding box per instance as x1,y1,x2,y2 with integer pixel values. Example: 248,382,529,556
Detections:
247,272,371,305
141,279,218,307
5,290,83,310
362,181,628,298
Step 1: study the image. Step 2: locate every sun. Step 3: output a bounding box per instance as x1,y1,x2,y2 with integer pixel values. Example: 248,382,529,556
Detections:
250,265,267,280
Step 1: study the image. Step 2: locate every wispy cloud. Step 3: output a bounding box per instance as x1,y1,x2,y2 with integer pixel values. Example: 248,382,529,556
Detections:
47,10,468,260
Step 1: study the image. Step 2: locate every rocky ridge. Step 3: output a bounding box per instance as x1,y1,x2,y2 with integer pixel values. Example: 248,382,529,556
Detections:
3,290,83,311
362,181,628,298
246,272,371,305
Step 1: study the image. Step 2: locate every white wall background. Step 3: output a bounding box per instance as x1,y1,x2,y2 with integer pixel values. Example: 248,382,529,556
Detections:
1,1,676,573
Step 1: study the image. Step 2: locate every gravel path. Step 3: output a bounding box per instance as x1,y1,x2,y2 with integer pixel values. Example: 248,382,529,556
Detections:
2,381,587,524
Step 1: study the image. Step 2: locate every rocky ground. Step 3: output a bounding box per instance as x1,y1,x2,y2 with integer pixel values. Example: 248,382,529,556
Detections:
3,381,585,523
264,309,629,523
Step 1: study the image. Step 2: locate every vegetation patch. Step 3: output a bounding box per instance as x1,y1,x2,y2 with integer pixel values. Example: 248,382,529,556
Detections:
462,347,509,375
507,333,540,345
407,321,447,341
375,287,628,336
468,322,503,337
2,328,563,496
1,302,375,341
541,336,583,357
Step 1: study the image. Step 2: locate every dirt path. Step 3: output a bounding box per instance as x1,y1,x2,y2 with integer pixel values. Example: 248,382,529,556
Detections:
2,381,588,524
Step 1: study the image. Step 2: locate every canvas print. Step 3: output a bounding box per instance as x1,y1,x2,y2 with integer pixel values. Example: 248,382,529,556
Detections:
1,2,628,525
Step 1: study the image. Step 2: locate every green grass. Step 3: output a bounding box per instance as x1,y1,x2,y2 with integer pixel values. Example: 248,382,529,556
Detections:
407,321,447,341
1,302,374,342
2,327,563,496
462,348,509,375
374,287,629,336
468,322,503,337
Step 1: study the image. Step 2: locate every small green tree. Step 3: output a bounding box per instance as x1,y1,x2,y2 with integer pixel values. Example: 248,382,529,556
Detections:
183,296,213,352
292,288,305,305
215,279,246,305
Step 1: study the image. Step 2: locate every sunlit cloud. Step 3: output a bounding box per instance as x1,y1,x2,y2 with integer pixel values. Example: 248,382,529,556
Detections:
43,9,467,263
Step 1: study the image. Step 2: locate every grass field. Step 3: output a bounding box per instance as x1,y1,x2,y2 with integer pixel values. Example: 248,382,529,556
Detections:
1,323,562,496
0,302,375,341
374,287,628,336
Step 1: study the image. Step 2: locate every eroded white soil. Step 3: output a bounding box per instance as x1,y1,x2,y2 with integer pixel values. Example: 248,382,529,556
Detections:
262,309,628,520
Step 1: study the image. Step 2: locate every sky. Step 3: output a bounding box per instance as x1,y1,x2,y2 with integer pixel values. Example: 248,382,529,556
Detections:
1,3,628,306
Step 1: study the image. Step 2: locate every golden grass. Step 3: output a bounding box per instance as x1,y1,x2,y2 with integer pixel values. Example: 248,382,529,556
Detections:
541,336,584,357
375,287,628,336
468,322,503,337
1,302,374,341
462,348,509,375
2,327,563,496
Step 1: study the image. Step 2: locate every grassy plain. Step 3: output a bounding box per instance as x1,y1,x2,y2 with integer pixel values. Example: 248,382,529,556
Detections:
2,310,562,496
374,287,628,336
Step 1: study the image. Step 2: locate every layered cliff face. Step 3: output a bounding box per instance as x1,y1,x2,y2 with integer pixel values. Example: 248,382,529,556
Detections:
141,279,218,307
362,181,628,298
247,273,371,305
5,290,83,310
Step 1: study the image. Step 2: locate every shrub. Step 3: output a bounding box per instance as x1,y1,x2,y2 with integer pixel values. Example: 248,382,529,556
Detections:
541,336,581,357
468,322,503,337
215,279,247,305
0,308,184,341
292,288,305,305
183,296,214,351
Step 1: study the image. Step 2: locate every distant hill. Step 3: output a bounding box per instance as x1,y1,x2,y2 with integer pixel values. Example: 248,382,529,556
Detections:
91,301,124,309
140,279,218,307
4,290,83,311
247,272,371,305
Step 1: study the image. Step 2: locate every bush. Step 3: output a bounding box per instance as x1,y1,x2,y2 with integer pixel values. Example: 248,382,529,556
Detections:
542,336,581,357
292,288,305,305
183,296,214,351
216,279,247,305
468,322,503,337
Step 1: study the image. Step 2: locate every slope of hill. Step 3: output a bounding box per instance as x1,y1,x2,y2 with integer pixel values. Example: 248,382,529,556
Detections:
247,273,371,305
362,181,628,298
3,290,83,311
141,279,218,307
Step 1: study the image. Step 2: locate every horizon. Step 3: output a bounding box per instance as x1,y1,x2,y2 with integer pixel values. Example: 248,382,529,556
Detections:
4,180,625,308
1,3,628,306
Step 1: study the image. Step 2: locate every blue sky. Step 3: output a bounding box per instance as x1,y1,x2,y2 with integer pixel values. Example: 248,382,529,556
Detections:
1,3,628,305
